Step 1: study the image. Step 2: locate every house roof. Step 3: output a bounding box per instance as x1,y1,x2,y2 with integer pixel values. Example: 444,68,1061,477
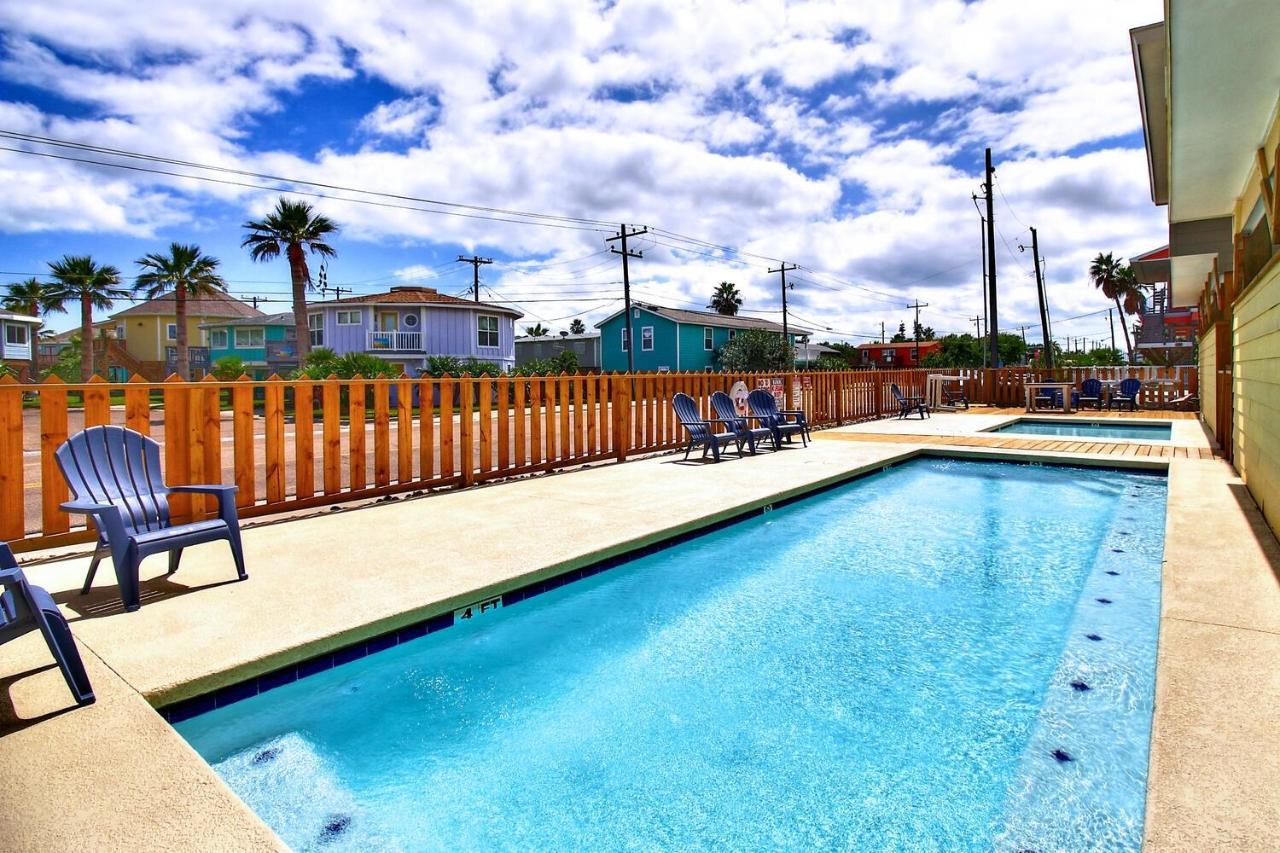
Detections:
0,310,42,325
199,312,294,330
313,286,523,317
594,303,812,335
111,290,264,320
795,343,838,358
856,340,942,350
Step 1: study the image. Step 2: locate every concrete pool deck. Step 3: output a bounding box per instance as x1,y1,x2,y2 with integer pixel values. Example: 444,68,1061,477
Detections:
1,423,1277,850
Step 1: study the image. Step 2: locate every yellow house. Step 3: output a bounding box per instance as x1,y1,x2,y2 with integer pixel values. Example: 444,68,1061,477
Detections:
109,290,264,379
1131,1,1280,535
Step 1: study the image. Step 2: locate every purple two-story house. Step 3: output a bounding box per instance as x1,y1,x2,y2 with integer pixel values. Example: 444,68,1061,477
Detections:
307,286,523,374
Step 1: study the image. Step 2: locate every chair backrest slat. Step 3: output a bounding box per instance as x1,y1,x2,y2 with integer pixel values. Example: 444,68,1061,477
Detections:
1081,378,1102,396
747,389,780,425
56,426,172,536
1120,378,1141,396
710,392,744,430
672,393,709,440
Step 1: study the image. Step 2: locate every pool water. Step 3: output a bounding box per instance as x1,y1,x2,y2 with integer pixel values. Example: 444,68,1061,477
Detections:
992,419,1172,440
176,458,1166,851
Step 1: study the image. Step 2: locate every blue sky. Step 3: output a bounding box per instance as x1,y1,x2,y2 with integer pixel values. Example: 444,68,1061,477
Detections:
0,0,1166,343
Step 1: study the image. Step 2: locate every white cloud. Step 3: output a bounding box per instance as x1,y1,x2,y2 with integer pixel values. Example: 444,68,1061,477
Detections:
0,0,1169,342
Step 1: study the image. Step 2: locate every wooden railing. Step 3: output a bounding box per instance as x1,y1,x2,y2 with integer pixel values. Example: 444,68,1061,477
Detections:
0,365,1197,552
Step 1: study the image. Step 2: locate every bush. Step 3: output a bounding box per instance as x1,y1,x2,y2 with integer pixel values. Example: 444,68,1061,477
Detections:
293,348,400,379
510,350,580,376
212,356,248,380
717,328,792,371
44,341,81,382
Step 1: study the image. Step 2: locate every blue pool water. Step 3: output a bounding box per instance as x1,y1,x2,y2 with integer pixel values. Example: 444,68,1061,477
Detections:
992,419,1172,440
176,458,1166,851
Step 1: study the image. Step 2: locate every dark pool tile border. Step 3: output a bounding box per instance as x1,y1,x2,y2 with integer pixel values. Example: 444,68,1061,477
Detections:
161,454,1167,724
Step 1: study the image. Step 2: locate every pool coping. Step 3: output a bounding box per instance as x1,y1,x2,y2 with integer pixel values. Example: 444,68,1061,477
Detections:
2,436,1276,851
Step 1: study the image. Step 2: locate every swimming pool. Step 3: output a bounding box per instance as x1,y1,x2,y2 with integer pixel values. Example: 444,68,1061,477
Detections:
175,458,1166,851
990,418,1173,440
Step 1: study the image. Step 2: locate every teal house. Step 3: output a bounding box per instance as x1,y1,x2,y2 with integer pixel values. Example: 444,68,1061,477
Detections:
595,303,808,372
200,312,299,378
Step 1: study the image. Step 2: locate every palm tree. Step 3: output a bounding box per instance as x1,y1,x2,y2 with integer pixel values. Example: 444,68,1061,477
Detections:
1088,252,1146,363
708,281,742,316
525,323,550,336
241,198,338,360
135,243,227,379
1,277,64,380
569,319,586,335
45,255,128,380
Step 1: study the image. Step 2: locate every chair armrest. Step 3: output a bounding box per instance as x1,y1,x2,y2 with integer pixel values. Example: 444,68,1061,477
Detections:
60,500,129,547
168,484,238,496
60,500,119,515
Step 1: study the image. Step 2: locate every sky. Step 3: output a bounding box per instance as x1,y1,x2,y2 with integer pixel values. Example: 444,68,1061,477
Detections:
0,0,1167,346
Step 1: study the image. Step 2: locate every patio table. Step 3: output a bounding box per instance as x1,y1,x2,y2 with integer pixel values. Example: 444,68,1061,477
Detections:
1024,380,1075,414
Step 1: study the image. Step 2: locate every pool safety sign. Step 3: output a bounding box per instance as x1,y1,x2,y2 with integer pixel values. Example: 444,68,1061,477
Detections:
454,595,502,621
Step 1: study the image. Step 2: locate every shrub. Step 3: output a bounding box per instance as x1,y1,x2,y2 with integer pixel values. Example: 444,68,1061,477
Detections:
717,329,792,371
212,356,248,380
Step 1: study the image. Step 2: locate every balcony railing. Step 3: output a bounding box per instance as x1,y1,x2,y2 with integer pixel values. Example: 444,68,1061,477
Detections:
367,330,423,351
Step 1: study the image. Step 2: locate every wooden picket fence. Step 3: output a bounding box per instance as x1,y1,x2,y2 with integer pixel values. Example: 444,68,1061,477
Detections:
0,365,1196,552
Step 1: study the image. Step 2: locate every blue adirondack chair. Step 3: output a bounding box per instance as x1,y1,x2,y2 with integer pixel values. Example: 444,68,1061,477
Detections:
56,425,246,613
672,393,741,462
747,389,809,445
1078,378,1103,410
890,383,929,420
1,543,94,705
710,391,776,453
1109,377,1142,411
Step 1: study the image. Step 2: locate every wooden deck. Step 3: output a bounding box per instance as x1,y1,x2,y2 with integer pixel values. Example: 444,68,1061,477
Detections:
815,429,1217,460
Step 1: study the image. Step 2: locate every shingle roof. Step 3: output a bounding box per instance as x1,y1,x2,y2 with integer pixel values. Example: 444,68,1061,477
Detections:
111,290,264,319
199,312,294,330
595,303,812,335
314,286,522,316
515,333,600,342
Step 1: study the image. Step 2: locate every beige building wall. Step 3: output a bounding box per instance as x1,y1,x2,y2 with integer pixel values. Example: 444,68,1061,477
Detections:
117,316,211,363
1199,324,1217,441
1232,261,1280,532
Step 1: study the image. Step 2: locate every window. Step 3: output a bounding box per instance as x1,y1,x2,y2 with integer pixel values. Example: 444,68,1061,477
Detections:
620,327,629,352
910,348,919,361
703,327,714,351
336,310,361,325
308,313,324,347
115,323,126,341
477,314,499,348
235,327,265,348
728,329,736,341
402,312,419,328
166,323,178,340
209,329,228,349
5,324,28,345
641,326,654,351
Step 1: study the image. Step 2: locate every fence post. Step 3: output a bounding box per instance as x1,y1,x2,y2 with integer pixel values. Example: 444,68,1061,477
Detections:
459,374,474,487
0,376,23,541
613,378,629,462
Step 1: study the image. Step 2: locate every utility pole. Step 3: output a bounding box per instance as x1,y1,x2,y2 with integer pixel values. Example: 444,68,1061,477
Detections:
1024,227,1053,369
606,224,647,373
768,262,799,361
983,147,1000,366
906,299,929,340
1108,308,1116,352
880,321,885,343
457,255,493,302
970,315,985,366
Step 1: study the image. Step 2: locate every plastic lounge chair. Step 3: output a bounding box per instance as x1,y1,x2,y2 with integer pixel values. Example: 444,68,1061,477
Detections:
672,393,741,462
748,389,810,445
1109,378,1142,411
1034,386,1058,411
56,425,247,613
1078,378,1103,411
890,384,929,420
1168,392,1199,412
710,391,776,453
942,386,969,410
1,542,95,705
